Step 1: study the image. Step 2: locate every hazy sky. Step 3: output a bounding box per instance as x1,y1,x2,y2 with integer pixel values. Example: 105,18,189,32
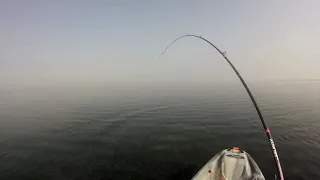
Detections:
1,0,319,86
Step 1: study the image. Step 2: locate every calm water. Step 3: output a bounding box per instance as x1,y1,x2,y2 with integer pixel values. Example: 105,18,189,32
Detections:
0,81,319,180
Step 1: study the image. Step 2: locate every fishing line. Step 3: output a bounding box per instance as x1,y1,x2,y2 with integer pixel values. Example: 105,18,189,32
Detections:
157,34,284,180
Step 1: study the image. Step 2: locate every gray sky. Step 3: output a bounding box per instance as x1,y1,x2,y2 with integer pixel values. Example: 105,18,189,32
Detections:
1,0,319,86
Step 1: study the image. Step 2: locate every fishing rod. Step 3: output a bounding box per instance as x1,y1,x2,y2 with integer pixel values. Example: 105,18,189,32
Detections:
158,34,284,180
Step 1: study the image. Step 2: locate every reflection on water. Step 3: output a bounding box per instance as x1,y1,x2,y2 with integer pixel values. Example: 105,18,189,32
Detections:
0,81,319,180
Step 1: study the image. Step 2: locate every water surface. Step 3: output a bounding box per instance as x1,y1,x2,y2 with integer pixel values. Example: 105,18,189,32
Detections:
0,81,319,179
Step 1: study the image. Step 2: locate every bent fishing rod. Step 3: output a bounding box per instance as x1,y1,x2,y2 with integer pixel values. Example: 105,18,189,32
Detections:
158,34,284,180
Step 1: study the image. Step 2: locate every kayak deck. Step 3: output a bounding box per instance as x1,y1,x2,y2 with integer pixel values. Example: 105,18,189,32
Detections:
192,148,265,180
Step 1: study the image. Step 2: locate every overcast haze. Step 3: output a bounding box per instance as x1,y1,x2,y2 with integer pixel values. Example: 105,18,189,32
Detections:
1,0,320,87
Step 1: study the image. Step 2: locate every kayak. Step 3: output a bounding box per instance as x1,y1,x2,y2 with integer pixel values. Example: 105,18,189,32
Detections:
192,147,265,180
